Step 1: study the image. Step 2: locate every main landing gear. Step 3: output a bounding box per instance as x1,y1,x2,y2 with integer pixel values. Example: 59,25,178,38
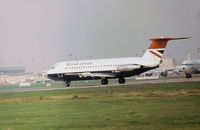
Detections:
186,74,192,78
65,81,71,87
118,77,126,84
101,79,108,85
101,77,126,85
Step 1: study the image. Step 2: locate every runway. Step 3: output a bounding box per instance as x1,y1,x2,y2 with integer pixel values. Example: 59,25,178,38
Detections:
0,76,200,93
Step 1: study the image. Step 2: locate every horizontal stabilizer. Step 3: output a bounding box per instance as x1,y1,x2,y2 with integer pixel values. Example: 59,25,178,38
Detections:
148,37,191,49
150,37,191,41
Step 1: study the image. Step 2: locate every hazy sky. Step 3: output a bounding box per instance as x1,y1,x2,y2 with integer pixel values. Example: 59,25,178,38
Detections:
0,0,200,72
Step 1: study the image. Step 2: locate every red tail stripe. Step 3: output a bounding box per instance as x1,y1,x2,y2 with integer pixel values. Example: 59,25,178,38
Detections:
148,39,168,49
149,50,162,59
148,37,190,49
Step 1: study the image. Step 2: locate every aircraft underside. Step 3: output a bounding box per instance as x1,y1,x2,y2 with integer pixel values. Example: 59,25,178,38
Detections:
47,67,155,86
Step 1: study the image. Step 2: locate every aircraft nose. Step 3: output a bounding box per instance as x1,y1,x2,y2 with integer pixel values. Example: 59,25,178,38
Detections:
46,70,52,79
46,69,58,80
44,73,48,78
46,73,53,80
182,65,188,70
181,65,192,74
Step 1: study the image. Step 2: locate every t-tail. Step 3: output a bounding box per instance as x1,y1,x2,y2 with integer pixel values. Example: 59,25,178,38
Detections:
142,37,190,66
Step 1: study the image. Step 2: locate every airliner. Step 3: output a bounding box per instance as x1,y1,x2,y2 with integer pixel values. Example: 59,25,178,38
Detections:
182,59,200,78
47,37,190,86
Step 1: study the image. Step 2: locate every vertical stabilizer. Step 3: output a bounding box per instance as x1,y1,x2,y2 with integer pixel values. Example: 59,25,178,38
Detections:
142,37,190,66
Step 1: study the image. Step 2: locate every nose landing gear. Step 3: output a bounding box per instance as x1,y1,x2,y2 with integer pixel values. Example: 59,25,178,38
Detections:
65,81,71,87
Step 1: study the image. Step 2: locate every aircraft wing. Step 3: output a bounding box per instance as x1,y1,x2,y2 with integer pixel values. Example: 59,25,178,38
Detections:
78,72,115,78
116,64,141,72
92,73,115,78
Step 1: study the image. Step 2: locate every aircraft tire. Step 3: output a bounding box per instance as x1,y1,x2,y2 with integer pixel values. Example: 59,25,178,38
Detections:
186,74,192,78
65,81,71,87
118,78,125,84
161,70,168,77
101,79,108,85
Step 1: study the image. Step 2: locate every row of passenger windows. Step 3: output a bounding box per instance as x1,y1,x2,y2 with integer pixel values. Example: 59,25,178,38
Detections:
65,64,120,70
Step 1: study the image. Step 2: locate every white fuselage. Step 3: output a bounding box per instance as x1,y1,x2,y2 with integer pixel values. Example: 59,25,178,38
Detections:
47,57,157,75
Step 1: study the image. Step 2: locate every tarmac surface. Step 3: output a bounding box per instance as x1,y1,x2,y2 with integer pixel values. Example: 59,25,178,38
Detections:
0,76,200,93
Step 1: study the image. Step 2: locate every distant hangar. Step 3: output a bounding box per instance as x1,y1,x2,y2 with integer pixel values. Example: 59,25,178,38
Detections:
0,67,25,75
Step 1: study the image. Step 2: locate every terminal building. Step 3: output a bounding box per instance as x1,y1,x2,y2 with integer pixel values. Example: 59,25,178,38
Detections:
0,67,25,75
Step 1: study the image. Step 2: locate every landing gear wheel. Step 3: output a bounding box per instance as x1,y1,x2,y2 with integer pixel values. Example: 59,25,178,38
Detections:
118,78,125,84
186,74,192,78
65,81,71,87
161,70,168,77
101,79,108,85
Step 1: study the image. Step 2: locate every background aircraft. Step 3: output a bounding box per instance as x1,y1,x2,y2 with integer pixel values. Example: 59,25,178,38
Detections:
182,59,200,78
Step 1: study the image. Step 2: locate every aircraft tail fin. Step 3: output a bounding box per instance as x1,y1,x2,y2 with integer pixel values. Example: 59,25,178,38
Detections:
142,37,190,65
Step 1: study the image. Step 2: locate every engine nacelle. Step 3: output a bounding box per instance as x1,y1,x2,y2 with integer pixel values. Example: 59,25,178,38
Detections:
116,65,141,72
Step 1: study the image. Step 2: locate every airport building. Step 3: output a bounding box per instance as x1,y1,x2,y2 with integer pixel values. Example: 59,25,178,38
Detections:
0,67,25,75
